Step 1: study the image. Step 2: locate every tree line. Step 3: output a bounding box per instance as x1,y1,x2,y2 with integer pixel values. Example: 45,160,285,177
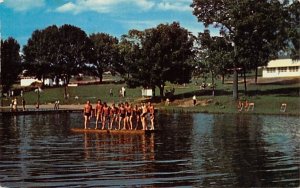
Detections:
1,0,299,100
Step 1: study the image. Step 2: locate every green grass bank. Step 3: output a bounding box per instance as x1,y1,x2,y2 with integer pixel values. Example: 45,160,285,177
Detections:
1,77,300,116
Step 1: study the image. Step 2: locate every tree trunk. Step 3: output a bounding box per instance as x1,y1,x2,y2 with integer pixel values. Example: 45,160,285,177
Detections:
64,85,68,99
211,72,215,97
255,67,258,85
37,88,40,109
99,74,103,84
222,74,225,84
64,75,69,99
243,68,247,95
159,85,164,99
233,69,238,101
152,86,156,97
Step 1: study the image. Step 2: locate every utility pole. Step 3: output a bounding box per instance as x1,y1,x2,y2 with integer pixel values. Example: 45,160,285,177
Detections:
232,42,238,101
232,0,239,101
0,21,2,106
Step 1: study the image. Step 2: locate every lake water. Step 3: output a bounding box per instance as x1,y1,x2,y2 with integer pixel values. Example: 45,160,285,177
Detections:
0,112,299,187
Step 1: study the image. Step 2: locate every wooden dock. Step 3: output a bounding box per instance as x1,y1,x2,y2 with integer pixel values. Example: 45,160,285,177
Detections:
70,128,157,134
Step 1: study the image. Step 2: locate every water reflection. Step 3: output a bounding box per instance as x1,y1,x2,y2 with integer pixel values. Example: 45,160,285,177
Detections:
0,112,299,187
82,132,155,161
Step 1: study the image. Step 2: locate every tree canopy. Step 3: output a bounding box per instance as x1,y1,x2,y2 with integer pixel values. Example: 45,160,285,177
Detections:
1,37,21,94
23,24,92,85
23,25,59,80
197,30,233,95
192,0,293,99
121,22,195,97
89,33,119,83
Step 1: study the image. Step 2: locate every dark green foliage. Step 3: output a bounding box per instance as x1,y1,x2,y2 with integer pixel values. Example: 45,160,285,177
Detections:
1,37,21,94
23,24,92,85
120,22,195,97
89,33,119,83
191,0,293,98
197,30,233,95
288,1,300,60
23,25,59,80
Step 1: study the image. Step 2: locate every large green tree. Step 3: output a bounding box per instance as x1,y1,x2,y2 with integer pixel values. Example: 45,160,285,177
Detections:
24,24,92,85
122,22,195,98
192,0,291,100
197,30,233,96
23,25,59,81
1,37,21,94
288,1,300,60
89,33,119,83
119,29,146,86
56,24,92,85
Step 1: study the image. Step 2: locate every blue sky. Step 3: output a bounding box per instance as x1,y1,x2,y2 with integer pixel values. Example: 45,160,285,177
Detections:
0,0,218,48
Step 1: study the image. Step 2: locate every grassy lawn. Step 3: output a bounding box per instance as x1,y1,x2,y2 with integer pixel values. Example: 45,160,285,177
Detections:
2,76,300,115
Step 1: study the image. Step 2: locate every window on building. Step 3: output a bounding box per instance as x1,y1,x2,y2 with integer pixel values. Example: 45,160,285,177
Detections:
289,66,299,72
278,67,287,72
267,68,276,73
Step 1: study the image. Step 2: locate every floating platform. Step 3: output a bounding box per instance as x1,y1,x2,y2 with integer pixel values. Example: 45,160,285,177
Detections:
70,128,157,134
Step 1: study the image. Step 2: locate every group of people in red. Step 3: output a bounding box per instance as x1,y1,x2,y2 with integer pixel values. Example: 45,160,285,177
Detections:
83,100,155,131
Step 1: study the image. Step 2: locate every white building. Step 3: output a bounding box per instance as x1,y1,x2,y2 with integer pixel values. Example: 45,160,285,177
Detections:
20,77,54,87
20,77,40,87
262,59,300,78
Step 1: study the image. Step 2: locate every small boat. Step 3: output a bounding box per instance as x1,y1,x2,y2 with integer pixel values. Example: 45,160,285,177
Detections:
70,128,157,134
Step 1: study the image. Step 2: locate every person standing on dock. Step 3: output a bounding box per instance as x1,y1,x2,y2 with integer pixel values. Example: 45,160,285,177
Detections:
124,102,133,130
83,100,93,129
148,102,155,130
109,103,118,130
95,99,103,129
141,103,148,130
119,103,126,130
102,102,110,130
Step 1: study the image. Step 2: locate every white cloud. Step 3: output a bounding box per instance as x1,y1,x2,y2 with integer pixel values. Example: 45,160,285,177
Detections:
157,0,192,12
120,20,161,31
55,0,194,14
55,0,155,14
4,0,45,11
0,0,4,4
56,2,79,13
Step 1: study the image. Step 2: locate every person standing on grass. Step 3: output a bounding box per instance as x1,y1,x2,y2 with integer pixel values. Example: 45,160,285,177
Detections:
12,98,18,112
22,98,26,111
193,95,197,106
109,88,113,97
83,100,93,129
95,99,103,129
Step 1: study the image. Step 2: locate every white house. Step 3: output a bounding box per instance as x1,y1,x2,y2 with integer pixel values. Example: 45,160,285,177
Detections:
20,77,54,87
262,59,300,78
20,77,40,87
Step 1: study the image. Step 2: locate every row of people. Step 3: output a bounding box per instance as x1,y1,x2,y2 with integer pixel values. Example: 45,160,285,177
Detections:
237,100,255,112
83,100,155,130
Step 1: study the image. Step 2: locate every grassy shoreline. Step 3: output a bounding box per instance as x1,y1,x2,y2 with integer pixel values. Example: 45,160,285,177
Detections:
1,77,299,116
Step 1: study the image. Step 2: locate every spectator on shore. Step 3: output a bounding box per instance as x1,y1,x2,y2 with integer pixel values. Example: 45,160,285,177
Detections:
193,95,197,106
165,98,170,106
12,98,18,112
22,98,26,111
54,100,60,110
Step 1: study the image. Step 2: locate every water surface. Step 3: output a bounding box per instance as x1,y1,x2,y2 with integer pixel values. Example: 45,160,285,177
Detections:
0,112,299,187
